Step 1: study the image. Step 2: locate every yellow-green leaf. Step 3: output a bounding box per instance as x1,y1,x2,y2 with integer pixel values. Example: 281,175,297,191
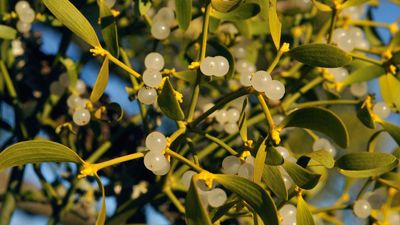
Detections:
60,58,78,93
335,152,399,178
0,25,17,40
289,44,352,68
296,195,315,225
254,138,267,183
340,64,385,87
90,58,109,103
282,161,321,189
158,78,185,121
94,174,107,225
340,0,370,9
238,99,248,142
278,107,349,148
262,165,288,200
134,0,152,16
378,172,400,190
185,178,212,225
42,0,101,47
379,73,400,111
0,140,84,171
379,120,400,146
175,0,192,31
211,0,242,13
268,0,281,50
297,150,335,168
173,70,196,84
214,174,279,225
311,0,332,11
356,100,376,129
98,0,119,57
265,146,284,166
211,3,261,21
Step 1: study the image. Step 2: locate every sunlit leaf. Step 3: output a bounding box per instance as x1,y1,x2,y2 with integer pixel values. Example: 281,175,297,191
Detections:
60,58,78,93
0,140,84,171
379,73,400,111
340,64,385,87
254,137,267,183
90,58,109,102
94,174,107,225
341,0,370,9
311,0,332,11
98,0,119,57
42,0,101,47
0,25,17,40
297,150,335,168
289,44,352,68
158,78,185,121
214,174,279,225
379,120,400,146
262,165,288,200
211,0,242,13
278,107,349,148
175,0,192,31
378,172,400,190
185,178,212,225
265,146,284,166
335,152,399,178
268,0,281,50
296,195,315,225
134,0,152,16
211,3,261,21
282,161,321,190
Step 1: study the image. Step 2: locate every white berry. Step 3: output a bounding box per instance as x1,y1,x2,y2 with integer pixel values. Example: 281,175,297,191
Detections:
143,69,162,88
200,57,217,76
226,108,240,123
222,155,241,174
327,67,348,82
265,80,285,100
19,8,35,23
144,52,165,71
16,21,31,33
145,131,167,152
67,95,82,108
276,146,290,159
313,138,336,157
73,109,91,126
373,102,391,119
353,199,372,219
181,170,197,188
152,162,170,176
214,56,229,77
207,188,227,208
280,204,297,218
154,7,175,27
350,82,368,97
151,21,171,40
216,109,228,124
138,87,157,105
239,72,252,87
15,1,30,15
236,59,255,74
143,151,169,172
104,0,117,8
251,71,271,92
238,163,254,180
75,80,86,95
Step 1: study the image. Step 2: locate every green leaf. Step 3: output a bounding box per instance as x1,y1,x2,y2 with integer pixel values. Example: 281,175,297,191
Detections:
238,100,248,142
98,0,119,57
208,40,235,80
278,107,349,148
94,174,107,225
268,0,281,50
211,198,239,222
282,161,321,189
262,165,288,200
211,3,260,21
90,58,109,102
42,0,100,47
341,0,370,9
367,130,385,152
209,16,220,33
340,64,385,87
158,78,185,121
296,195,315,225
134,0,152,16
214,174,279,225
288,44,352,68
379,73,400,111
60,58,78,93
379,121,400,146
378,172,400,190
297,150,335,168
95,102,124,123
335,152,399,178
254,138,267,183
0,25,16,40
265,146,284,166
211,0,242,13
311,0,332,11
356,100,376,129
173,70,196,84
0,140,84,171
175,0,192,31
185,179,212,225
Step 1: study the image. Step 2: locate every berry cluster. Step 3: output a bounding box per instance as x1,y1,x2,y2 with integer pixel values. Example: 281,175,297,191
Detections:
313,138,337,157
151,7,175,40
15,1,35,33
138,52,165,105
221,155,255,180
143,132,170,175
240,70,285,100
332,26,370,52
200,56,230,77
214,108,240,134
61,77,91,126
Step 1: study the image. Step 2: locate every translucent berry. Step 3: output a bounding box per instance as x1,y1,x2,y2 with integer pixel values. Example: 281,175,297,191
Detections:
216,109,228,124
152,162,170,176
388,213,400,225
50,82,65,96
15,1,30,15
67,95,82,108
144,52,165,71
143,151,169,172
276,146,290,159
239,72,252,87
350,82,368,97
373,102,391,119
280,204,297,217
353,199,372,219
232,45,247,59
224,122,239,134
245,155,255,165
332,28,347,44
181,170,197,188
76,98,90,110
238,163,254,180
222,155,241,174
265,80,285,100
143,69,163,88
251,71,271,92
207,188,227,207
214,56,229,77
145,131,167,152
73,109,91,126
200,57,217,76
355,39,370,50
282,174,293,190
226,108,240,123
19,8,35,23
348,26,364,41
151,21,171,40
154,7,175,27
16,21,31,33
58,73,70,88
236,59,255,74
75,80,86,95
138,87,157,105
313,138,336,157
327,67,348,82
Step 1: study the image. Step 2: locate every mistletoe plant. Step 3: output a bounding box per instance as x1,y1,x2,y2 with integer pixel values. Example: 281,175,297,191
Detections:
0,0,400,225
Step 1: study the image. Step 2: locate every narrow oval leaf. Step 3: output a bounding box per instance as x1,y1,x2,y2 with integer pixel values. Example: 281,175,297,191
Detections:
0,25,17,40
297,195,315,225
158,78,185,121
175,0,192,31
340,64,385,87
185,179,212,225
265,146,284,165
211,3,261,21
211,199,239,223
94,174,107,225
90,58,109,102
297,150,335,168
335,152,399,178
0,140,84,171
378,172,400,190
278,107,349,148
98,0,119,57
282,161,321,190
268,0,281,50
379,73,400,111
340,0,370,9
214,174,279,225
356,100,376,129
311,0,332,12
134,0,152,16
60,58,78,92
211,0,242,13
208,40,235,80
289,44,352,68
262,165,288,200
254,138,267,183
379,121,400,146
42,0,101,47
